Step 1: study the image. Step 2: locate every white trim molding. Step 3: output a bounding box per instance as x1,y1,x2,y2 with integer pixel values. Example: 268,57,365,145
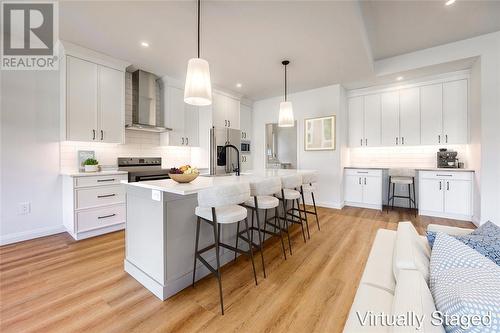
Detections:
0,225,66,246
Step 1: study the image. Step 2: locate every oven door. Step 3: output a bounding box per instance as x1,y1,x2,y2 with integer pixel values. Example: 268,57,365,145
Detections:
134,174,170,182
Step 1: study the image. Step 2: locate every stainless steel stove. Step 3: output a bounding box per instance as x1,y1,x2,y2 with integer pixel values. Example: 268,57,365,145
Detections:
117,157,170,182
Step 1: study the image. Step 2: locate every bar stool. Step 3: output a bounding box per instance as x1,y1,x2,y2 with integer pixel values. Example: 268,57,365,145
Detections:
192,182,257,315
275,174,309,255
238,176,287,278
387,168,417,216
299,171,320,232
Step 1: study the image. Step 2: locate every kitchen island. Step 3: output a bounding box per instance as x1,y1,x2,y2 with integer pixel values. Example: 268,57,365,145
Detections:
124,169,314,300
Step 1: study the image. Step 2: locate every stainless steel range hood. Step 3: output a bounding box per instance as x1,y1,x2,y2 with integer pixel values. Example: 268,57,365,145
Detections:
125,70,172,132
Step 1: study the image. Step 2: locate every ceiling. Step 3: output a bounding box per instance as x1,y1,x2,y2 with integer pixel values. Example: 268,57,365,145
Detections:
59,1,500,101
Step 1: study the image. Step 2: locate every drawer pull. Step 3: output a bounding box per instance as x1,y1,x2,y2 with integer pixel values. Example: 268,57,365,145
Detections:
436,174,452,177
357,171,369,174
97,194,116,198
97,178,115,182
98,213,116,219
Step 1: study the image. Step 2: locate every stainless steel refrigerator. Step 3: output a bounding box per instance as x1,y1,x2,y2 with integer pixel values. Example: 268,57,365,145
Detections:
210,127,242,175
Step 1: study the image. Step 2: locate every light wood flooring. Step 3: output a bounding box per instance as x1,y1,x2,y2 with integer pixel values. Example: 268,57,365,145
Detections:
0,206,474,333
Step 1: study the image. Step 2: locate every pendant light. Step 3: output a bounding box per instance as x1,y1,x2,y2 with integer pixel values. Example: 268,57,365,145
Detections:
278,60,294,127
184,0,212,106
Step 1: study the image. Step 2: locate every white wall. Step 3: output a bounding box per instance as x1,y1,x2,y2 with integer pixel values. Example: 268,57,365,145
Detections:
1,70,65,244
252,84,347,208
374,31,500,225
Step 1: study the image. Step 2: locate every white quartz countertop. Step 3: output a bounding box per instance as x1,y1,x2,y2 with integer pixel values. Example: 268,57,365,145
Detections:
61,170,128,177
124,169,316,195
344,166,475,172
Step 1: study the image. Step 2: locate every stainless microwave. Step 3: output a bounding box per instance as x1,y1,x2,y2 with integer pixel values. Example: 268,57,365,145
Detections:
241,141,251,154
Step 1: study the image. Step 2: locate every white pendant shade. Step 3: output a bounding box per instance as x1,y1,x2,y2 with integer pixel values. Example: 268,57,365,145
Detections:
184,58,212,106
278,101,294,127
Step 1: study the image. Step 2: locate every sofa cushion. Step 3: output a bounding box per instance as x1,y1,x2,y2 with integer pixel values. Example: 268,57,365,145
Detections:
391,270,445,333
426,224,474,236
427,221,500,266
360,229,397,293
430,233,500,333
343,284,393,333
393,222,431,283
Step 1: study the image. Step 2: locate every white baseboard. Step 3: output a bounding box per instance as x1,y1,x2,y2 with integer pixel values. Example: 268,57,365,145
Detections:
315,201,344,210
0,225,66,246
418,210,472,222
344,201,383,211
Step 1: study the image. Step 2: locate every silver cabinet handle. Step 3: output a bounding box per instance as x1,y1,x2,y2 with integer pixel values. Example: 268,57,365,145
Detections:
365,138,367,146
436,174,452,177
97,178,115,182
357,171,369,174
396,137,398,145
402,137,405,145
97,194,116,198
92,129,96,140
358,177,361,184
181,137,184,145
445,134,448,143
100,130,104,141
439,181,442,191
228,120,231,127
225,120,227,127
364,177,367,185
186,137,189,145
438,135,441,143
446,181,450,191
98,213,116,220
360,138,363,146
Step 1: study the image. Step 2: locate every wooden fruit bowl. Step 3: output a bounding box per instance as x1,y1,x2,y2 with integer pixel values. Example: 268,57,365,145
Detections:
169,172,199,183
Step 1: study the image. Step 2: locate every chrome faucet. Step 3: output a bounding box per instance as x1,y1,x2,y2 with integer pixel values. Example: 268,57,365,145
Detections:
217,144,240,176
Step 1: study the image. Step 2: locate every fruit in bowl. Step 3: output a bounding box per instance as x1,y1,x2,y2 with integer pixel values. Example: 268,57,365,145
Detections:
169,165,199,183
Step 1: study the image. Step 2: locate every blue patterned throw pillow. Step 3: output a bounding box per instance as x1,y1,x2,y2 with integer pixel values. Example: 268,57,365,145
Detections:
430,232,500,333
426,222,500,266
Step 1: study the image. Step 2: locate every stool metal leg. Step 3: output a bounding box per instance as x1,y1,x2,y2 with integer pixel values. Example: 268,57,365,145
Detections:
254,197,266,278
297,197,310,240
387,176,391,213
412,178,417,216
234,220,240,261
307,184,320,231
281,190,293,256
275,206,287,260
211,209,224,315
391,183,396,209
408,184,412,210
192,216,201,287
243,218,258,286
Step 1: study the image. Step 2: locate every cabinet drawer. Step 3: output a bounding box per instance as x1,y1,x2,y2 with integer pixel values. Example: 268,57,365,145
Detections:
74,174,127,188
76,204,125,233
345,169,382,177
75,185,125,209
419,171,472,181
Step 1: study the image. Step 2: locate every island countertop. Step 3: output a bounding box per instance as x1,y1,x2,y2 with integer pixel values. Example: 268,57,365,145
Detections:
123,169,316,196
344,166,475,173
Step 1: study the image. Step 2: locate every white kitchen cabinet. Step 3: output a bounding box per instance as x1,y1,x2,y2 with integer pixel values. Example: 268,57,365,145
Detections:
348,97,364,147
62,45,126,144
399,87,420,146
443,80,468,144
419,171,473,221
240,104,252,141
63,172,128,240
241,154,252,172
66,56,98,141
420,84,443,145
212,92,240,130
163,85,199,147
363,94,381,147
380,91,399,146
344,168,383,210
99,65,125,143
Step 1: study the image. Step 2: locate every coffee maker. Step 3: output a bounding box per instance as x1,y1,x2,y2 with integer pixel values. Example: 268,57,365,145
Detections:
437,149,459,168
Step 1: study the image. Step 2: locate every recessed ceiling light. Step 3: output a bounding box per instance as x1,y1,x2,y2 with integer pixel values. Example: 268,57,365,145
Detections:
445,0,456,6
140,41,150,47
396,76,404,81
236,83,242,88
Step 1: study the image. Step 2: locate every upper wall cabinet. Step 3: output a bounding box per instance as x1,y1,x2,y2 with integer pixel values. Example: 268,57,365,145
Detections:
420,80,468,145
240,104,252,140
60,42,128,143
348,95,381,147
348,74,468,148
163,85,199,147
213,92,240,130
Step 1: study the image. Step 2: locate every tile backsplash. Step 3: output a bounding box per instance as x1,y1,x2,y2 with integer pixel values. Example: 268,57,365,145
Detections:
348,144,470,168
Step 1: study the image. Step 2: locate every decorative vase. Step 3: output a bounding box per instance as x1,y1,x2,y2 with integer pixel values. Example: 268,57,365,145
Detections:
84,165,99,172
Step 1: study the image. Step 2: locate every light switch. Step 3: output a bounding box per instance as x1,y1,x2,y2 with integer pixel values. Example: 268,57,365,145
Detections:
151,190,162,201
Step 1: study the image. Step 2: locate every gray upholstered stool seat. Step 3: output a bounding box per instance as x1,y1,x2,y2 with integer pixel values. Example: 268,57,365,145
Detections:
244,196,279,209
390,176,413,185
387,168,417,215
195,205,247,224
301,183,317,192
298,170,320,232
275,188,300,200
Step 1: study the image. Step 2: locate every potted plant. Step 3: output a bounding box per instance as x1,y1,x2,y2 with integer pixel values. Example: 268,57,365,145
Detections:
83,158,99,172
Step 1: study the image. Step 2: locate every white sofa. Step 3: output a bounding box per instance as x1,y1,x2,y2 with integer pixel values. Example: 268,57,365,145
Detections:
343,222,473,333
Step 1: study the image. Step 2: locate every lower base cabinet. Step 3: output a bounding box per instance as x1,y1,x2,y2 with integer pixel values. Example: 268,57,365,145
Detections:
418,171,473,221
63,172,128,240
344,169,383,210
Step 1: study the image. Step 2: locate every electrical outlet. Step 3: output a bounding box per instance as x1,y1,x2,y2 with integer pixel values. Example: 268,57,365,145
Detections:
18,202,31,215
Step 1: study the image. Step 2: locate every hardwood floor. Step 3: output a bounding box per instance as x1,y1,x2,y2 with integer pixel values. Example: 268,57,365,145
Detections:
0,206,474,333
